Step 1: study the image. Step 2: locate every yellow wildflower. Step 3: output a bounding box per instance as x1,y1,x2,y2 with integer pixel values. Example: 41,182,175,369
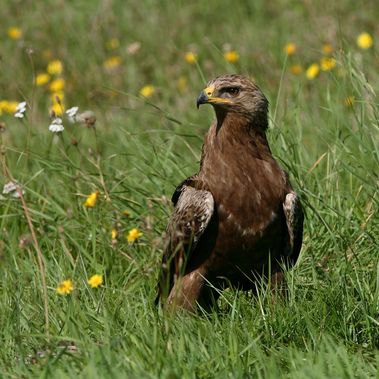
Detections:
357,32,373,49
284,43,296,56
56,279,74,295
224,50,239,63
290,64,303,75
126,228,143,243
47,60,63,75
35,73,50,86
344,96,354,107
306,63,320,80
88,274,103,288
51,91,65,103
322,43,333,55
50,102,65,116
320,57,336,71
111,228,118,239
103,56,122,71
139,85,155,98
49,78,65,92
84,191,99,208
106,38,120,50
184,52,197,64
0,100,18,114
123,209,130,217
7,27,22,40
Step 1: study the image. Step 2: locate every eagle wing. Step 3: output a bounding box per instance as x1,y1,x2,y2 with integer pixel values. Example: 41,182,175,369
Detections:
156,180,214,302
282,192,304,264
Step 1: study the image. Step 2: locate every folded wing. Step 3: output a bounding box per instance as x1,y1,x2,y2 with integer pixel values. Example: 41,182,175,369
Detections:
156,182,214,302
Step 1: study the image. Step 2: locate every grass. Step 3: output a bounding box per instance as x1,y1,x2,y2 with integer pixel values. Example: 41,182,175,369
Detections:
1,1,379,377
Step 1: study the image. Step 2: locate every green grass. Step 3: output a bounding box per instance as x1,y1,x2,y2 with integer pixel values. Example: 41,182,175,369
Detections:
1,1,379,377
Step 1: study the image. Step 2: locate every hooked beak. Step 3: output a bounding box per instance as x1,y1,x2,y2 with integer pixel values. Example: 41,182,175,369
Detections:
196,91,209,109
196,86,231,109
197,86,215,108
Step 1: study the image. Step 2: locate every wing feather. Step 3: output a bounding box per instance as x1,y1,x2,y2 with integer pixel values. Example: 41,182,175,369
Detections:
283,192,304,264
156,183,214,302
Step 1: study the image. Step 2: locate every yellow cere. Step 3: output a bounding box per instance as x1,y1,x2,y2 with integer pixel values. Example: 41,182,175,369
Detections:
84,191,99,208
202,86,231,104
320,57,336,71
306,63,320,80
204,86,215,96
139,85,155,98
357,32,373,49
7,27,22,40
35,73,50,86
0,100,18,114
284,43,297,55
126,228,143,243
88,274,103,288
49,78,65,93
185,52,197,64
224,50,239,63
47,60,63,75
56,279,74,295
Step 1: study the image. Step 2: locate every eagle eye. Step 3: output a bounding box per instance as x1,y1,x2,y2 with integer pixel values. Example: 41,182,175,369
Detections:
222,87,240,96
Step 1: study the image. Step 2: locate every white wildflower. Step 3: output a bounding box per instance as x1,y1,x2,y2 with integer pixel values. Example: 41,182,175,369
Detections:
66,106,79,123
2,181,25,198
3,181,17,194
66,106,79,117
49,117,64,133
14,101,27,119
16,102,26,111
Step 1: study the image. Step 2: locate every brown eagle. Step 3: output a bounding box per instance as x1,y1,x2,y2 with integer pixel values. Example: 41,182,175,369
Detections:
156,74,303,311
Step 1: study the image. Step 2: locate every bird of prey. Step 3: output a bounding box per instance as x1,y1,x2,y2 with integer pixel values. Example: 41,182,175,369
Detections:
156,74,303,311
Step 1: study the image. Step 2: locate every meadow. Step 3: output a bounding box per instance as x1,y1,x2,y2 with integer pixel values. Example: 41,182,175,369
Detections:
0,1,378,377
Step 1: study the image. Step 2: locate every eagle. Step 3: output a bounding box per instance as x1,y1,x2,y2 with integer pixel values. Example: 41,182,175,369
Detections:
156,74,303,311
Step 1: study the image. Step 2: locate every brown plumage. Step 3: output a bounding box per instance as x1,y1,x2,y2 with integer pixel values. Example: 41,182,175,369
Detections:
156,74,304,311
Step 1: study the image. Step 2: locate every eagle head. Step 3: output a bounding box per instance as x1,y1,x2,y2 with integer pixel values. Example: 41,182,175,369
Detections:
197,74,268,126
